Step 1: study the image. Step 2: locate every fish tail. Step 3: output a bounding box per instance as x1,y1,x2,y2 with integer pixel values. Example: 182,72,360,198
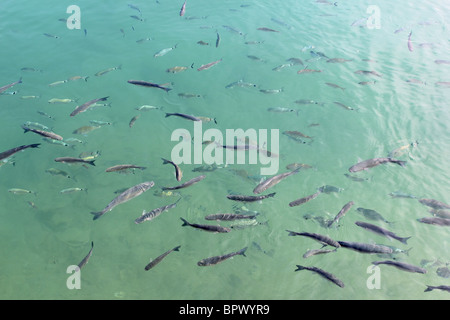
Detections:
165,113,172,118
180,217,190,226
400,236,412,245
286,230,296,236
89,160,96,166
100,96,109,101
404,247,413,256
18,77,23,83
84,76,89,82
173,245,181,252
29,143,41,148
91,211,104,220
238,247,248,257
21,125,30,133
161,158,170,164
117,65,122,70
267,192,276,198
295,265,306,272
391,159,407,167
424,285,433,292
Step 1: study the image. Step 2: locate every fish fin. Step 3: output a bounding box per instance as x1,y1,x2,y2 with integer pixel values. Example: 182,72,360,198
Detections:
294,265,306,272
90,211,104,220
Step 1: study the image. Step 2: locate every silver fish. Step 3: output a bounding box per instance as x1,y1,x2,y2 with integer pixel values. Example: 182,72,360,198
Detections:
105,164,146,173
355,221,411,244
198,247,247,266
55,157,95,166
145,246,180,271
253,169,300,194
338,241,393,254
417,217,450,226
135,202,178,224
161,175,205,190
227,193,276,202
424,285,450,293
349,158,407,172
162,158,183,181
303,248,337,259
70,96,109,117
327,201,354,227
22,125,63,141
77,241,94,270
0,78,22,94
372,260,426,274
91,181,154,220
356,207,390,223
418,198,450,210
154,44,178,57
165,112,201,122
204,213,258,221
289,191,321,207
0,143,40,162
180,217,231,233
295,265,344,288
286,230,341,248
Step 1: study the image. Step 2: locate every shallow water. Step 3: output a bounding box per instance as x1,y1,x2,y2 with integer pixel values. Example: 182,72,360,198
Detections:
0,0,449,300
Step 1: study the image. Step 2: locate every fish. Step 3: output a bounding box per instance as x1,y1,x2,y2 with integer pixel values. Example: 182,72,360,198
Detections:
303,248,337,259
349,158,407,172
21,125,63,141
310,50,329,59
45,168,71,178
135,202,178,224
48,98,77,104
70,96,109,117
333,101,355,111
60,187,86,194
435,81,450,88
227,193,276,202
165,112,201,122
154,44,178,57
286,163,313,170
260,88,283,94
267,107,298,114
91,181,154,220
338,241,394,254
179,0,187,16
372,260,426,274
136,37,152,43
89,120,112,126
344,173,369,182
197,40,209,46
145,246,181,271
197,59,222,71
0,78,22,94
388,191,417,199
95,65,121,76
295,265,344,288
128,4,141,14
297,68,322,74
68,75,89,82
407,31,413,52
48,80,68,87
161,158,183,181
105,164,146,173
204,213,258,221
283,130,313,143
21,95,40,100
359,81,376,86
225,80,257,89
418,198,450,210
325,82,345,90
424,285,450,293
354,70,382,77
286,230,340,248
216,32,220,48
166,65,190,73
77,241,94,270
55,157,96,166
436,267,450,278
8,188,36,195
130,15,144,21
136,105,161,111
73,125,101,135
417,217,450,226
286,58,304,65
180,217,231,233
356,207,390,223
198,247,247,266
289,190,321,207
253,169,300,194
0,143,40,162
388,141,418,158
37,111,54,120
327,201,354,227
230,219,268,230
129,115,140,128
43,33,59,39
257,27,279,32
127,80,172,92
222,25,244,35
355,221,411,244
162,175,205,190
326,58,353,63
318,185,343,194
429,209,450,219
435,59,450,65
272,63,294,71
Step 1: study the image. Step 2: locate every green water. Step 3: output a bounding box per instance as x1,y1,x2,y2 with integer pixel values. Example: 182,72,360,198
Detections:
0,0,449,300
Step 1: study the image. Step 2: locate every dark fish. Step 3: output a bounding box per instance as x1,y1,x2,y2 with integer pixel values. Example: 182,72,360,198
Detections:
70,96,109,117
418,198,450,210
135,202,178,224
289,191,321,207
327,201,354,227
417,217,450,226
165,112,201,122
161,175,205,190
55,157,95,166
349,158,406,172
77,241,94,270
145,246,180,271
216,32,220,48
436,267,450,278
91,181,154,220
303,248,337,259
0,78,22,94
429,209,450,219
180,217,231,233
372,260,426,274
295,265,344,288
424,285,450,293
0,143,40,162
227,193,276,202
162,158,183,181
355,221,411,244
356,207,390,223
22,125,63,141
105,164,146,172
338,241,393,254
257,27,279,32
179,0,186,16
129,115,140,128
198,247,247,266
286,230,341,248
253,169,300,194
205,213,258,221
127,80,172,92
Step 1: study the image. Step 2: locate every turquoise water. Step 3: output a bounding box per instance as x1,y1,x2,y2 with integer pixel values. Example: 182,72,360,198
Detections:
0,0,449,300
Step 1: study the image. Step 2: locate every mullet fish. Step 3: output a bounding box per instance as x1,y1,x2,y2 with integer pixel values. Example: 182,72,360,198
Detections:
145,246,181,271
22,125,63,141
295,265,344,288
55,157,95,166
0,78,22,94
180,217,231,233
227,193,275,202
105,164,146,173
127,80,172,92
162,158,183,181
135,201,178,224
372,260,426,274
197,247,247,266
197,59,222,71
70,96,109,117
91,181,154,220
289,190,321,207
349,158,406,172
0,143,40,161
161,175,205,190
327,201,354,227
77,241,94,270
355,221,411,244
253,169,300,194
286,230,341,248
